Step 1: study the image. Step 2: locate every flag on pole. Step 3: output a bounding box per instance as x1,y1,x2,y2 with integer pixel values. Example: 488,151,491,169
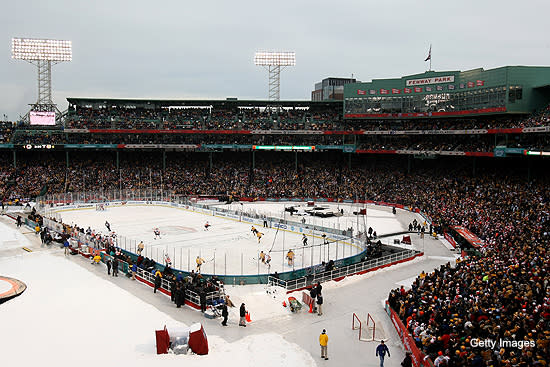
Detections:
424,45,432,61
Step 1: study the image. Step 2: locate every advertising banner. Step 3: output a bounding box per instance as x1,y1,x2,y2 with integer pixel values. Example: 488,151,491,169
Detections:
406,75,454,86
444,232,457,248
452,226,484,248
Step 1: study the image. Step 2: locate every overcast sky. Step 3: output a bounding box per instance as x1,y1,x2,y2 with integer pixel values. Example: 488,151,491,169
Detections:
1,0,549,120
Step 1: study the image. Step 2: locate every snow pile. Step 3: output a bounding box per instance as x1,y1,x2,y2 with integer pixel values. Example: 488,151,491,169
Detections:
0,220,32,250
0,250,315,367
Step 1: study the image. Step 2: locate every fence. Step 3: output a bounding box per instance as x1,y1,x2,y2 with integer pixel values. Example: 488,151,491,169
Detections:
130,259,225,309
268,249,421,291
94,249,225,309
37,189,367,238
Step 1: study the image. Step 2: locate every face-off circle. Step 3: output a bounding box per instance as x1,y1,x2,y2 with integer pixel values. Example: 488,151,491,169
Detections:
0,276,27,304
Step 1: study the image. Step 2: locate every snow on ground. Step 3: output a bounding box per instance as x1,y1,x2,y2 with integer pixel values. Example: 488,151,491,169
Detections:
0,219,32,250
52,202,419,275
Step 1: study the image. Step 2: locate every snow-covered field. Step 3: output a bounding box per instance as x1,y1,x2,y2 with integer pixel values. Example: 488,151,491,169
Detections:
0,250,315,367
52,202,416,275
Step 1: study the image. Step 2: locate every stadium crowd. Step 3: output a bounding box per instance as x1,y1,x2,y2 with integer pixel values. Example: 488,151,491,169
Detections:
6,102,548,136
385,176,550,365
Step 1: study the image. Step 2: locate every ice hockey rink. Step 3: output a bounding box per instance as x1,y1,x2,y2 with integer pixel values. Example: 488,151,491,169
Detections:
53,201,424,275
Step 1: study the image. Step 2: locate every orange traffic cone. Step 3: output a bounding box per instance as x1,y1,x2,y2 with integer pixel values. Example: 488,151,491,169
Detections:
308,302,313,313
245,311,251,322
282,301,287,307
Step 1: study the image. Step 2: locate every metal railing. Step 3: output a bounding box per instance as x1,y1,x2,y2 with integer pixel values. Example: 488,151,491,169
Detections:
36,189,179,208
134,264,225,307
269,249,421,291
37,189,357,238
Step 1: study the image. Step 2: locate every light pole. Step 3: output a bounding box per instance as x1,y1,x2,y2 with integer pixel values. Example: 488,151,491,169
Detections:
11,38,72,124
254,51,296,102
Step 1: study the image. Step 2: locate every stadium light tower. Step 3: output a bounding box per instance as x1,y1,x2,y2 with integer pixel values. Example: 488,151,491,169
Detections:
11,37,72,118
254,51,295,101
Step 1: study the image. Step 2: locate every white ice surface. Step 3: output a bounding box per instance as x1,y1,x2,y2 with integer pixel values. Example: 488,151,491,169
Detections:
53,202,411,275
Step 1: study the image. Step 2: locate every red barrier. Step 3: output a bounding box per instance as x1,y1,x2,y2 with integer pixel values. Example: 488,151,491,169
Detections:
444,232,457,248
385,302,434,367
155,326,170,354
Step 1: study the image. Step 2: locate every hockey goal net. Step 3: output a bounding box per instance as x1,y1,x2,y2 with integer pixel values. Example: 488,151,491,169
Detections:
352,312,386,342
95,203,106,211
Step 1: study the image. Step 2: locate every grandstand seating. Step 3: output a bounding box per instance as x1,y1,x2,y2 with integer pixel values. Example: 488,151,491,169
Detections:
2,103,548,156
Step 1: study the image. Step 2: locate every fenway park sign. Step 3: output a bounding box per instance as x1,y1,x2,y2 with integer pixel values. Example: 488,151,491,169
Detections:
406,75,454,86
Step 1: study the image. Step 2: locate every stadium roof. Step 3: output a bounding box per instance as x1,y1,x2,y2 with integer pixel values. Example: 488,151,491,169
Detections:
66,98,341,109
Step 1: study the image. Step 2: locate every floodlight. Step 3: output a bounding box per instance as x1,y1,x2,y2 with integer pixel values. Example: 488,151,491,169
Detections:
12,38,72,61
254,51,296,67
254,51,296,101
11,37,72,121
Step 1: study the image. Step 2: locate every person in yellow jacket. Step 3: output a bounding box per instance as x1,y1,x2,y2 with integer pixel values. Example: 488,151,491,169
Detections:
92,254,102,264
286,249,295,266
196,256,205,272
319,329,328,360
256,231,263,243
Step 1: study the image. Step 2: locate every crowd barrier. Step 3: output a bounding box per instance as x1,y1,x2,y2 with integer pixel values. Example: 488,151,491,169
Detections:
385,302,434,367
269,249,422,292
64,238,225,310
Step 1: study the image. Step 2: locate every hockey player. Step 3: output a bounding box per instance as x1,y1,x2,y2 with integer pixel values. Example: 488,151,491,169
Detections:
137,241,145,255
286,249,295,266
105,220,111,232
259,251,266,263
153,228,161,240
256,231,263,243
265,252,271,266
302,234,308,246
196,256,205,272
164,253,172,266
251,226,258,235
204,221,211,231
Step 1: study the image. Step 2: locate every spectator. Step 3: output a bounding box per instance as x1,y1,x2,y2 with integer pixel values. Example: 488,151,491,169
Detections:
154,270,162,293
401,352,412,367
239,303,247,327
319,329,328,360
112,257,119,277
316,293,324,316
221,303,228,326
376,340,390,367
